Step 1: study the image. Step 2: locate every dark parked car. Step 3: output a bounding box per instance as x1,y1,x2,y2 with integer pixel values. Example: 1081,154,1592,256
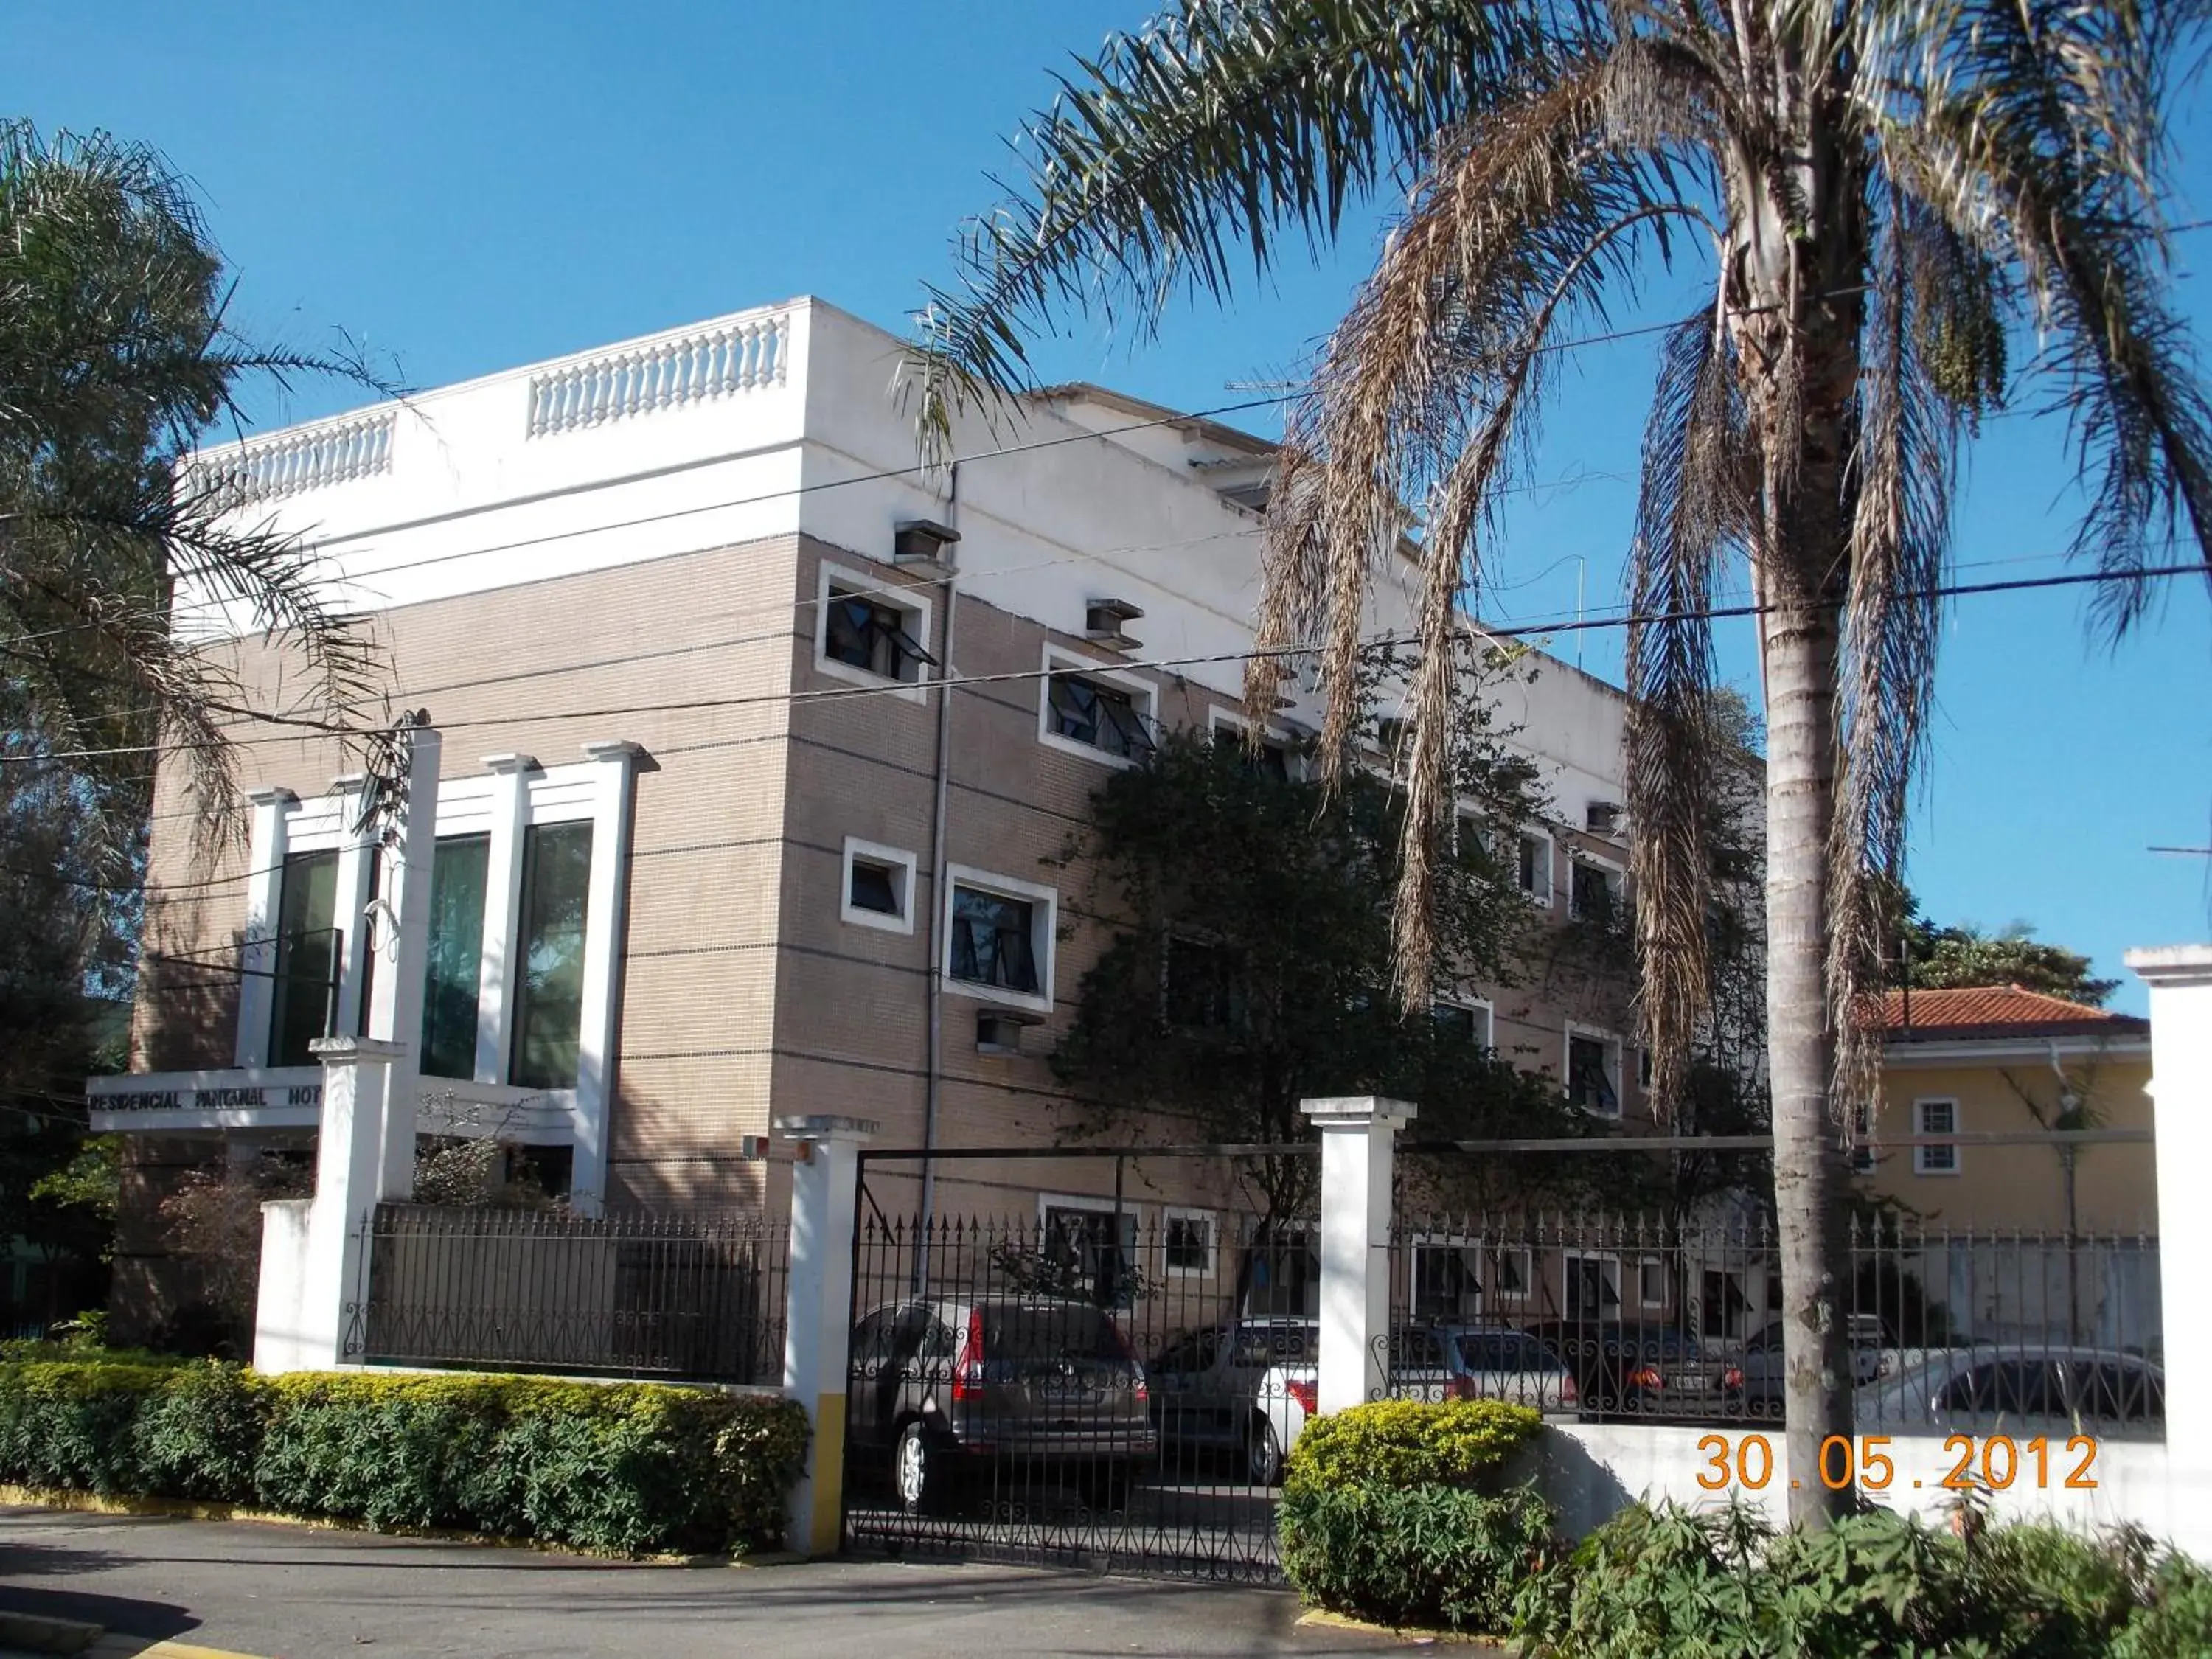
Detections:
849,1296,1157,1512
1525,1320,1736,1415
1149,1317,1316,1485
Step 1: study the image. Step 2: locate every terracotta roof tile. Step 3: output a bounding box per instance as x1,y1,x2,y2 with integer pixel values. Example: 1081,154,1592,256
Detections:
1881,984,2148,1042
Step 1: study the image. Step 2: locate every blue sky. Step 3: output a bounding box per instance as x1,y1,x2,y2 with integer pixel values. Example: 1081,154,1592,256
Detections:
10,1,2210,1012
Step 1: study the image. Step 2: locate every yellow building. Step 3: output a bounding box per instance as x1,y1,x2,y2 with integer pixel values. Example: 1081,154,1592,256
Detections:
1863,986,2155,1234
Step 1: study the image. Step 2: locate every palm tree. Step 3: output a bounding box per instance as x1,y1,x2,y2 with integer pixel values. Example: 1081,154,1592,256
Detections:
1,122,380,863
902,0,2212,1520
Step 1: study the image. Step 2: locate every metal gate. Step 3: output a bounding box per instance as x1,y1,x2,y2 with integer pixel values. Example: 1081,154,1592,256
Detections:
838,1145,1315,1582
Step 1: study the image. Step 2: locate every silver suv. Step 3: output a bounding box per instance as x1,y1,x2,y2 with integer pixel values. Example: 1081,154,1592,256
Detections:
848,1295,1158,1512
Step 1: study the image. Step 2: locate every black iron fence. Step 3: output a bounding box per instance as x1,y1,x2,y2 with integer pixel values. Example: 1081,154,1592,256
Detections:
1386,1210,2163,1435
841,1198,1317,1583
352,1203,788,1385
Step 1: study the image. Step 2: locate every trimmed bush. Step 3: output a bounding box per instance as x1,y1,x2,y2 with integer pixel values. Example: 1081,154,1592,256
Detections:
1278,1399,1556,1632
2113,1557,2212,1659
0,1354,808,1557
1283,1397,1543,1494
1281,1481,1556,1632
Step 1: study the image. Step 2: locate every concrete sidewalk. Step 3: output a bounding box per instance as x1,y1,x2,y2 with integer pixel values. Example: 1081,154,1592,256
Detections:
0,1506,1409,1658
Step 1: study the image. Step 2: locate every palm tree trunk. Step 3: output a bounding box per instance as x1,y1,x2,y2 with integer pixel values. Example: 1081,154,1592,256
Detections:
1760,583,1857,1523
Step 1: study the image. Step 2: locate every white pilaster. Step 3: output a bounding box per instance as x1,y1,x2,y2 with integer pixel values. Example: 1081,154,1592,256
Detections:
234,787,297,1068
2129,947,2212,1495
329,773,375,1040
365,725,441,1200
779,1113,876,1557
1302,1095,1416,1416
254,1034,403,1374
571,741,642,1214
474,754,536,1086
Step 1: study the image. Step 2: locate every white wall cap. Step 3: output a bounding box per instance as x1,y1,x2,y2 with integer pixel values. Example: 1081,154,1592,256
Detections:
246,785,299,807
2126,945,2212,986
1299,1096,1419,1128
481,753,540,774
773,1114,880,1143
309,1035,409,1062
582,740,647,763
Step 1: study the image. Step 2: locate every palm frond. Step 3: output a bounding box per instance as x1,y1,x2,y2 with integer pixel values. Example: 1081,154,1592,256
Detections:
1625,310,1753,1115
897,0,1590,461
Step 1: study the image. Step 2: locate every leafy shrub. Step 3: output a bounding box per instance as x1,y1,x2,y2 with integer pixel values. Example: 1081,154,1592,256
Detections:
1284,1398,1543,1495
0,1355,809,1556
1514,1500,2183,1659
1280,1480,1557,1631
2112,1556,2212,1659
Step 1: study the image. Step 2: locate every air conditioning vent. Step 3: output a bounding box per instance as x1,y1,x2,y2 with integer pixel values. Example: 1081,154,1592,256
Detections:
1084,597,1144,651
892,518,961,571
975,1009,1043,1055
1585,800,1627,835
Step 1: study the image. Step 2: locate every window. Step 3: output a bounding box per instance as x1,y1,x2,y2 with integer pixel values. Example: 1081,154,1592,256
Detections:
1164,1211,1215,1276
1638,1258,1667,1309
1413,1245,1478,1321
814,564,933,700
1936,1359,2062,1418
1431,999,1494,1049
1040,1200,1139,1304
1517,833,1553,904
839,837,917,935
1374,716,1411,771
1046,670,1155,761
824,587,931,682
1915,1098,1961,1175
1850,1101,1878,1174
944,867,1056,1012
269,849,340,1067
1567,1029,1621,1116
1565,1253,1621,1320
1211,720,1291,781
510,821,594,1090
420,834,490,1080
1569,858,1621,924
1494,1247,1531,1298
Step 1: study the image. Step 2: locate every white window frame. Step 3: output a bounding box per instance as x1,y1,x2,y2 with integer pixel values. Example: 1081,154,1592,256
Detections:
1637,1256,1668,1310
839,836,919,936
1161,1207,1220,1279
942,863,1057,1015
1567,848,1626,922
1516,829,1555,907
813,561,933,705
1915,1096,1962,1176
1037,644,1159,769
1206,706,1303,779
1431,996,1495,1050
1565,1022,1624,1119
1562,1251,1624,1318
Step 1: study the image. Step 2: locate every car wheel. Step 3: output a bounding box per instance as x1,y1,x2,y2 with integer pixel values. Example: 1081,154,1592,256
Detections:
894,1420,947,1516
1247,1413,1285,1486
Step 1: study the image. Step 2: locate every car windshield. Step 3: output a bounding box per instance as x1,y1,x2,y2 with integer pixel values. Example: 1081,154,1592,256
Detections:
980,1304,1130,1363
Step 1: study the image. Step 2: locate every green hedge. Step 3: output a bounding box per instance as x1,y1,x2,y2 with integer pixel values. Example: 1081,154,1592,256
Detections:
1278,1399,1556,1632
0,1357,809,1557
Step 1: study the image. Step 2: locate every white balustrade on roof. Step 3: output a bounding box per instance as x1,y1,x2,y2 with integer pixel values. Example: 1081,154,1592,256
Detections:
526,312,790,437
194,409,396,504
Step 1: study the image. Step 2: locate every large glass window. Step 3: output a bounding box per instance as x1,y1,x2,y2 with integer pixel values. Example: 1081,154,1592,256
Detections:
1568,1033,1621,1115
511,822,594,1089
269,850,340,1067
824,588,931,682
1047,672,1154,759
420,834,490,1080
949,885,1039,995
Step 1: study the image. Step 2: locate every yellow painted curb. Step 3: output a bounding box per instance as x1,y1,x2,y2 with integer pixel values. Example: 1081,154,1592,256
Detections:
88,1641,268,1659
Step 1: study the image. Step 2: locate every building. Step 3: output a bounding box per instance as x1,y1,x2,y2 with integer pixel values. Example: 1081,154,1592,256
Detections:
86,298,1646,1341
1863,984,2156,1234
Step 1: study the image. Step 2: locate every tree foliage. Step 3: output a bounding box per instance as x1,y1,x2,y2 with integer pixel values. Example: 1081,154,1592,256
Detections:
1902,917,2119,1008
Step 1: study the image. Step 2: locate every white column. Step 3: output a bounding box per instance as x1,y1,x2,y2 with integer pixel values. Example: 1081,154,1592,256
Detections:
254,1034,403,1374
571,741,641,1215
1302,1095,1416,1415
473,754,536,1086
329,773,375,1040
365,725,441,1200
234,786,296,1067
2128,947,2212,1501
779,1113,876,1557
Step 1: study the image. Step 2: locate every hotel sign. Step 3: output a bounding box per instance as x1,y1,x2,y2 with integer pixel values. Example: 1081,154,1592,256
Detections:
94,1082,323,1113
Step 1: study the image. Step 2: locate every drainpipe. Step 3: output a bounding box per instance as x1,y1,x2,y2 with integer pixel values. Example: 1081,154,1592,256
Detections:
919,464,961,1281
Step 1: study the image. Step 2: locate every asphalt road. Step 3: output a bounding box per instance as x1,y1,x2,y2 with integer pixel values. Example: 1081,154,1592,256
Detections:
0,1507,1410,1658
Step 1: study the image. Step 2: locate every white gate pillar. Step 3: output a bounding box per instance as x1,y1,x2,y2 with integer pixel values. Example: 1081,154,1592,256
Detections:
2129,948,2212,1503
253,1035,403,1374
779,1113,877,1557
1303,1095,1416,1415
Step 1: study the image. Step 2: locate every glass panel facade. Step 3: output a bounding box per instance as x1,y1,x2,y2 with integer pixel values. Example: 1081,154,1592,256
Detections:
270,849,340,1067
511,822,594,1089
420,834,490,1080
